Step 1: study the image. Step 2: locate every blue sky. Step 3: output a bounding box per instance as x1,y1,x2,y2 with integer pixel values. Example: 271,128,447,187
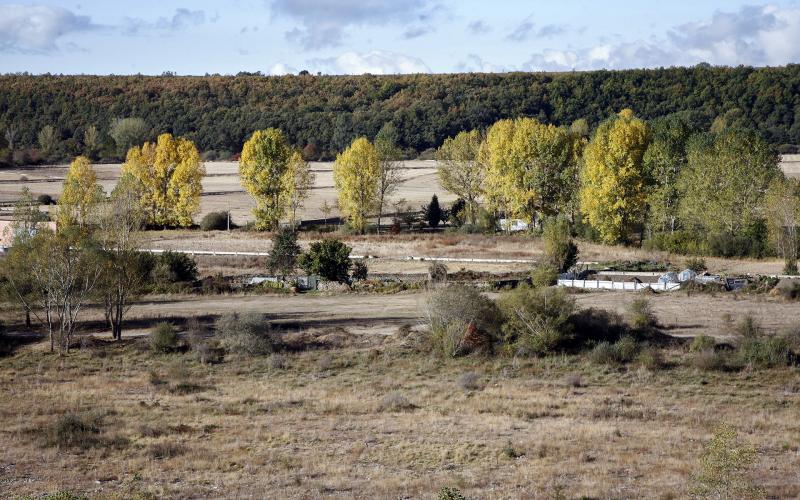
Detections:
2,1,800,75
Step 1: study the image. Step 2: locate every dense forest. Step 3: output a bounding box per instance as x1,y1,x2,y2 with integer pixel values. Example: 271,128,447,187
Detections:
1,65,799,161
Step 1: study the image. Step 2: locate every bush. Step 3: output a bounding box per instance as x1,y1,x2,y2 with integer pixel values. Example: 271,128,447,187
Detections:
736,335,791,369
298,239,352,283
498,286,575,356
267,227,301,277
691,424,761,498
627,298,658,331
200,211,231,231
569,308,628,347
378,392,417,412
150,323,178,353
438,487,467,500
351,260,368,281
428,262,448,283
531,263,559,288
590,337,640,365
690,335,716,352
542,217,579,272
685,257,707,272
154,251,198,283
691,349,729,371
215,312,275,356
457,371,482,391
423,285,500,357
48,414,99,449
637,346,665,370
37,194,55,205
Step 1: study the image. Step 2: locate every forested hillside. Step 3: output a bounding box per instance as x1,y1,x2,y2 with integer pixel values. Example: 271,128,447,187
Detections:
1,65,799,160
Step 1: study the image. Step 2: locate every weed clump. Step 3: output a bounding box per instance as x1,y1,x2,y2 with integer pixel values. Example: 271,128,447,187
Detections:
423,285,500,357
378,392,417,412
150,322,178,353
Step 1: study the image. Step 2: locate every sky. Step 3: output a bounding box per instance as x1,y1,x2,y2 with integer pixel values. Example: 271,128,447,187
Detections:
2,1,800,75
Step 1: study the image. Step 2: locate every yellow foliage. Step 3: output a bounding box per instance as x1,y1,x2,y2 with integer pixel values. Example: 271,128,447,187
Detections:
287,150,315,225
58,155,104,228
122,133,204,228
239,129,294,230
334,137,380,233
481,118,575,223
579,109,650,244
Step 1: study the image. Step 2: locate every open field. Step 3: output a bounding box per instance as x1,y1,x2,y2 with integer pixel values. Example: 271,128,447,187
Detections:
0,161,455,225
0,288,799,498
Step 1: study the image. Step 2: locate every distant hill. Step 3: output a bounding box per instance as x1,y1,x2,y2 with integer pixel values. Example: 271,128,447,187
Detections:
1,65,799,159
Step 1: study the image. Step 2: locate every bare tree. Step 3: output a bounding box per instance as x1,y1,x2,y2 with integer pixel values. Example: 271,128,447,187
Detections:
375,138,403,234
765,176,800,275
4,123,18,151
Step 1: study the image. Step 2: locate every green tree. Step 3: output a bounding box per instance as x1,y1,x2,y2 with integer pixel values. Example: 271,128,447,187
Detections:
110,117,150,156
239,128,294,230
426,194,442,228
679,129,779,237
286,151,315,227
542,217,579,272
435,130,484,225
579,109,651,244
267,227,301,278
83,125,101,160
644,116,691,233
37,125,59,161
298,239,352,283
96,175,148,340
333,137,380,234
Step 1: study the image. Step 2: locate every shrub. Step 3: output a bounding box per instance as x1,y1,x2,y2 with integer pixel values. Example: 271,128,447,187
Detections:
37,194,55,205
154,251,198,283
691,424,761,498
150,323,178,353
498,286,575,356
570,308,628,347
200,211,231,231
351,260,368,281
735,315,761,339
148,441,187,459
590,337,640,365
215,312,274,356
542,217,579,272
438,487,467,500
736,335,791,369
637,346,665,370
267,227,301,277
690,335,716,352
425,194,442,228
627,298,658,331
428,262,448,283
378,392,416,412
48,414,99,449
423,285,500,357
531,263,559,288
685,257,708,272
457,371,482,391
691,349,728,371
298,239,352,282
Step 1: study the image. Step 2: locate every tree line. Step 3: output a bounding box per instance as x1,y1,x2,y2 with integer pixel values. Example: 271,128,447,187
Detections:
1,65,800,165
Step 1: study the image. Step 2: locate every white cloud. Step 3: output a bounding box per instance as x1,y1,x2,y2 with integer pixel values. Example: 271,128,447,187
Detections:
124,9,206,35
455,54,507,73
523,4,800,71
269,63,298,75
310,51,430,75
0,4,94,53
270,0,443,50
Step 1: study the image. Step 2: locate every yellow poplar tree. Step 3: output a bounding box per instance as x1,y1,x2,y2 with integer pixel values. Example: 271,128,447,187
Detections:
436,129,485,224
334,137,380,233
481,118,575,224
58,155,105,228
122,133,204,228
579,109,651,244
239,128,294,231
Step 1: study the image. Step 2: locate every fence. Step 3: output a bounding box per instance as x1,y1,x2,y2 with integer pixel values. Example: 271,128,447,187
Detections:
557,279,681,292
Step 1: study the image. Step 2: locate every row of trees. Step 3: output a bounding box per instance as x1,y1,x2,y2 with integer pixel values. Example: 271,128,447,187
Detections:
2,65,799,163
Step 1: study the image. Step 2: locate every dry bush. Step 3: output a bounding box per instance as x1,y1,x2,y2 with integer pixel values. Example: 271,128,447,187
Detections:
268,353,287,370
148,441,187,459
150,322,178,353
215,312,275,356
422,285,500,357
498,286,575,356
691,349,729,372
690,335,716,352
457,371,482,391
378,392,417,412
627,298,658,331
40,413,128,451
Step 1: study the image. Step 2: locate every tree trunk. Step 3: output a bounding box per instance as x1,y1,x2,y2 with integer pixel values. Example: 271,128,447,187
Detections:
25,309,31,328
